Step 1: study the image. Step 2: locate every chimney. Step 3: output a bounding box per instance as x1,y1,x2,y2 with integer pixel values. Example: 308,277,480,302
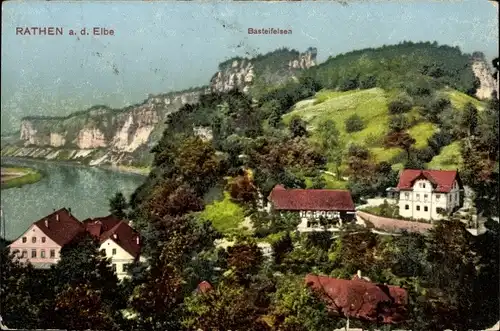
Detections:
113,233,118,240
56,214,59,221
357,270,362,279
136,236,140,245
68,207,72,214
45,219,49,228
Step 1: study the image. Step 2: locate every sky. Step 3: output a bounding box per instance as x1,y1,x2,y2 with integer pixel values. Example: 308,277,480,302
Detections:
1,0,498,132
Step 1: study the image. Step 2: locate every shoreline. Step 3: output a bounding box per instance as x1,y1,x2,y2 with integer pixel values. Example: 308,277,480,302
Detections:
0,156,150,177
1,165,44,189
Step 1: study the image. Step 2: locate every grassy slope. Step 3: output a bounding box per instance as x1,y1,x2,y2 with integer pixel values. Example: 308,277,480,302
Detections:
283,87,479,173
427,141,462,170
198,191,245,234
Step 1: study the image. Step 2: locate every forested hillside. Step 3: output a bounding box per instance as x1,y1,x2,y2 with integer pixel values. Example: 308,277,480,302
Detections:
2,42,498,331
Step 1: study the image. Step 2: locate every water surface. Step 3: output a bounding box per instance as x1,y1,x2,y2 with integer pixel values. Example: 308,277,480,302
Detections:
1,157,145,240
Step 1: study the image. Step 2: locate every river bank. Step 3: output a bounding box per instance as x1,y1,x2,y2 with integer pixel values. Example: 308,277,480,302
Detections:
1,156,150,177
1,165,43,189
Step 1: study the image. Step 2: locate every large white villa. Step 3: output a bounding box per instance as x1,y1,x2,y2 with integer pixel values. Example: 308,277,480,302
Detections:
388,169,464,221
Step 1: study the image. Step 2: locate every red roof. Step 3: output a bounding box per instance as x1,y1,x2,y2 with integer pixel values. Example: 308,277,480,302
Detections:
99,219,141,259
396,169,460,193
34,208,85,246
269,185,355,211
305,274,408,324
83,215,121,238
196,281,213,294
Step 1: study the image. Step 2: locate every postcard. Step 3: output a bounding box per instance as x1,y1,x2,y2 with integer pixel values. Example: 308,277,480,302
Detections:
1,1,498,330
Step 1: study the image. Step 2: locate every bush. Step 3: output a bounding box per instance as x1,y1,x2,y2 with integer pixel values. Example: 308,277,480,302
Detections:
388,115,410,132
388,97,413,114
345,114,365,133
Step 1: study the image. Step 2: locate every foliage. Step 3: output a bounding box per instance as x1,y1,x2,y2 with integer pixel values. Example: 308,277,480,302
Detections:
268,275,343,331
309,41,477,95
183,280,270,331
227,169,259,206
388,96,413,115
226,239,264,284
344,114,365,133
109,191,129,219
252,211,301,238
288,116,308,138
198,191,246,233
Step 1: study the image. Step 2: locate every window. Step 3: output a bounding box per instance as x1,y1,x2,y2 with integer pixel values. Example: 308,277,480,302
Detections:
416,205,420,211
424,194,428,199
32,237,36,243
123,264,130,272
21,250,27,258
449,195,452,202
436,194,441,199
112,264,117,271
416,194,420,200
112,248,117,255
31,249,37,258
42,237,46,243
50,249,55,258
423,183,426,188
405,204,409,210
404,192,409,200
40,250,45,258
100,249,106,255
419,183,423,188
22,237,27,243
424,206,428,212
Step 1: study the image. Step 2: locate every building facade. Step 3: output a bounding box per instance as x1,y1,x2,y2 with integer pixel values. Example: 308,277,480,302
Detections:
393,169,463,221
8,208,84,269
267,185,356,232
9,209,143,280
84,216,143,280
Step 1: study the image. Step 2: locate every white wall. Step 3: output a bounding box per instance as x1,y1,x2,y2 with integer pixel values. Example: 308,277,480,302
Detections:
100,238,135,281
398,179,462,221
9,224,62,265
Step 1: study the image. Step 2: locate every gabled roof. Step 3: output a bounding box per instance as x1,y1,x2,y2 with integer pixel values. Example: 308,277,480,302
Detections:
99,219,141,259
269,185,355,211
305,274,408,324
32,208,85,246
396,169,461,193
82,215,121,238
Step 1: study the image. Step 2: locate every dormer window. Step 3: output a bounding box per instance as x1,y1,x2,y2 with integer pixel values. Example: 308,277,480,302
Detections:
22,237,27,243
42,237,46,243
32,237,36,243
423,183,426,188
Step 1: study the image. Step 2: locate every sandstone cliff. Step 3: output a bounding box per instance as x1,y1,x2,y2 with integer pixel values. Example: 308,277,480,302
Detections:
471,52,497,100
2,48,315,167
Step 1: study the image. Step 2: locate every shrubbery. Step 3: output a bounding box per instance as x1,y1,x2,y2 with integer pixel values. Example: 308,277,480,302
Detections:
344,114,365,133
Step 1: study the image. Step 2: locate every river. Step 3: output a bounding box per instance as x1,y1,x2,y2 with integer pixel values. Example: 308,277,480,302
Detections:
0,157,146,240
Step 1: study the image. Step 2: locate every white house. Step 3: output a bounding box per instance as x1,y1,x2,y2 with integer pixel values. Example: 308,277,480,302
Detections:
8,210,144,280
83,215,144,280
267,185,356,232
392,169,463,221
8,208,84,269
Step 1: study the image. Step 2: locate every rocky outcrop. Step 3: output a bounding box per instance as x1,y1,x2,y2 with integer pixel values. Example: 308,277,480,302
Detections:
471,53,497,100
11,88,205,166
210,48,317,93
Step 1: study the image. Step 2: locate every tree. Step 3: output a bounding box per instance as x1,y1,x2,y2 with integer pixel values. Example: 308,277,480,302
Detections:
109,192,129,219
0,249,39,329
226,239,264,284
269,275,343,331
388,97,413,114
54,283,118,331
183,281,270,331
388,114,409,132
317,119,343,178
425,219,478,330
288,116,308,138
271,232,294,265
310,173,327,189
227,169,258,205
460,102,478,137
384,130,416,161
345,114,365,133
